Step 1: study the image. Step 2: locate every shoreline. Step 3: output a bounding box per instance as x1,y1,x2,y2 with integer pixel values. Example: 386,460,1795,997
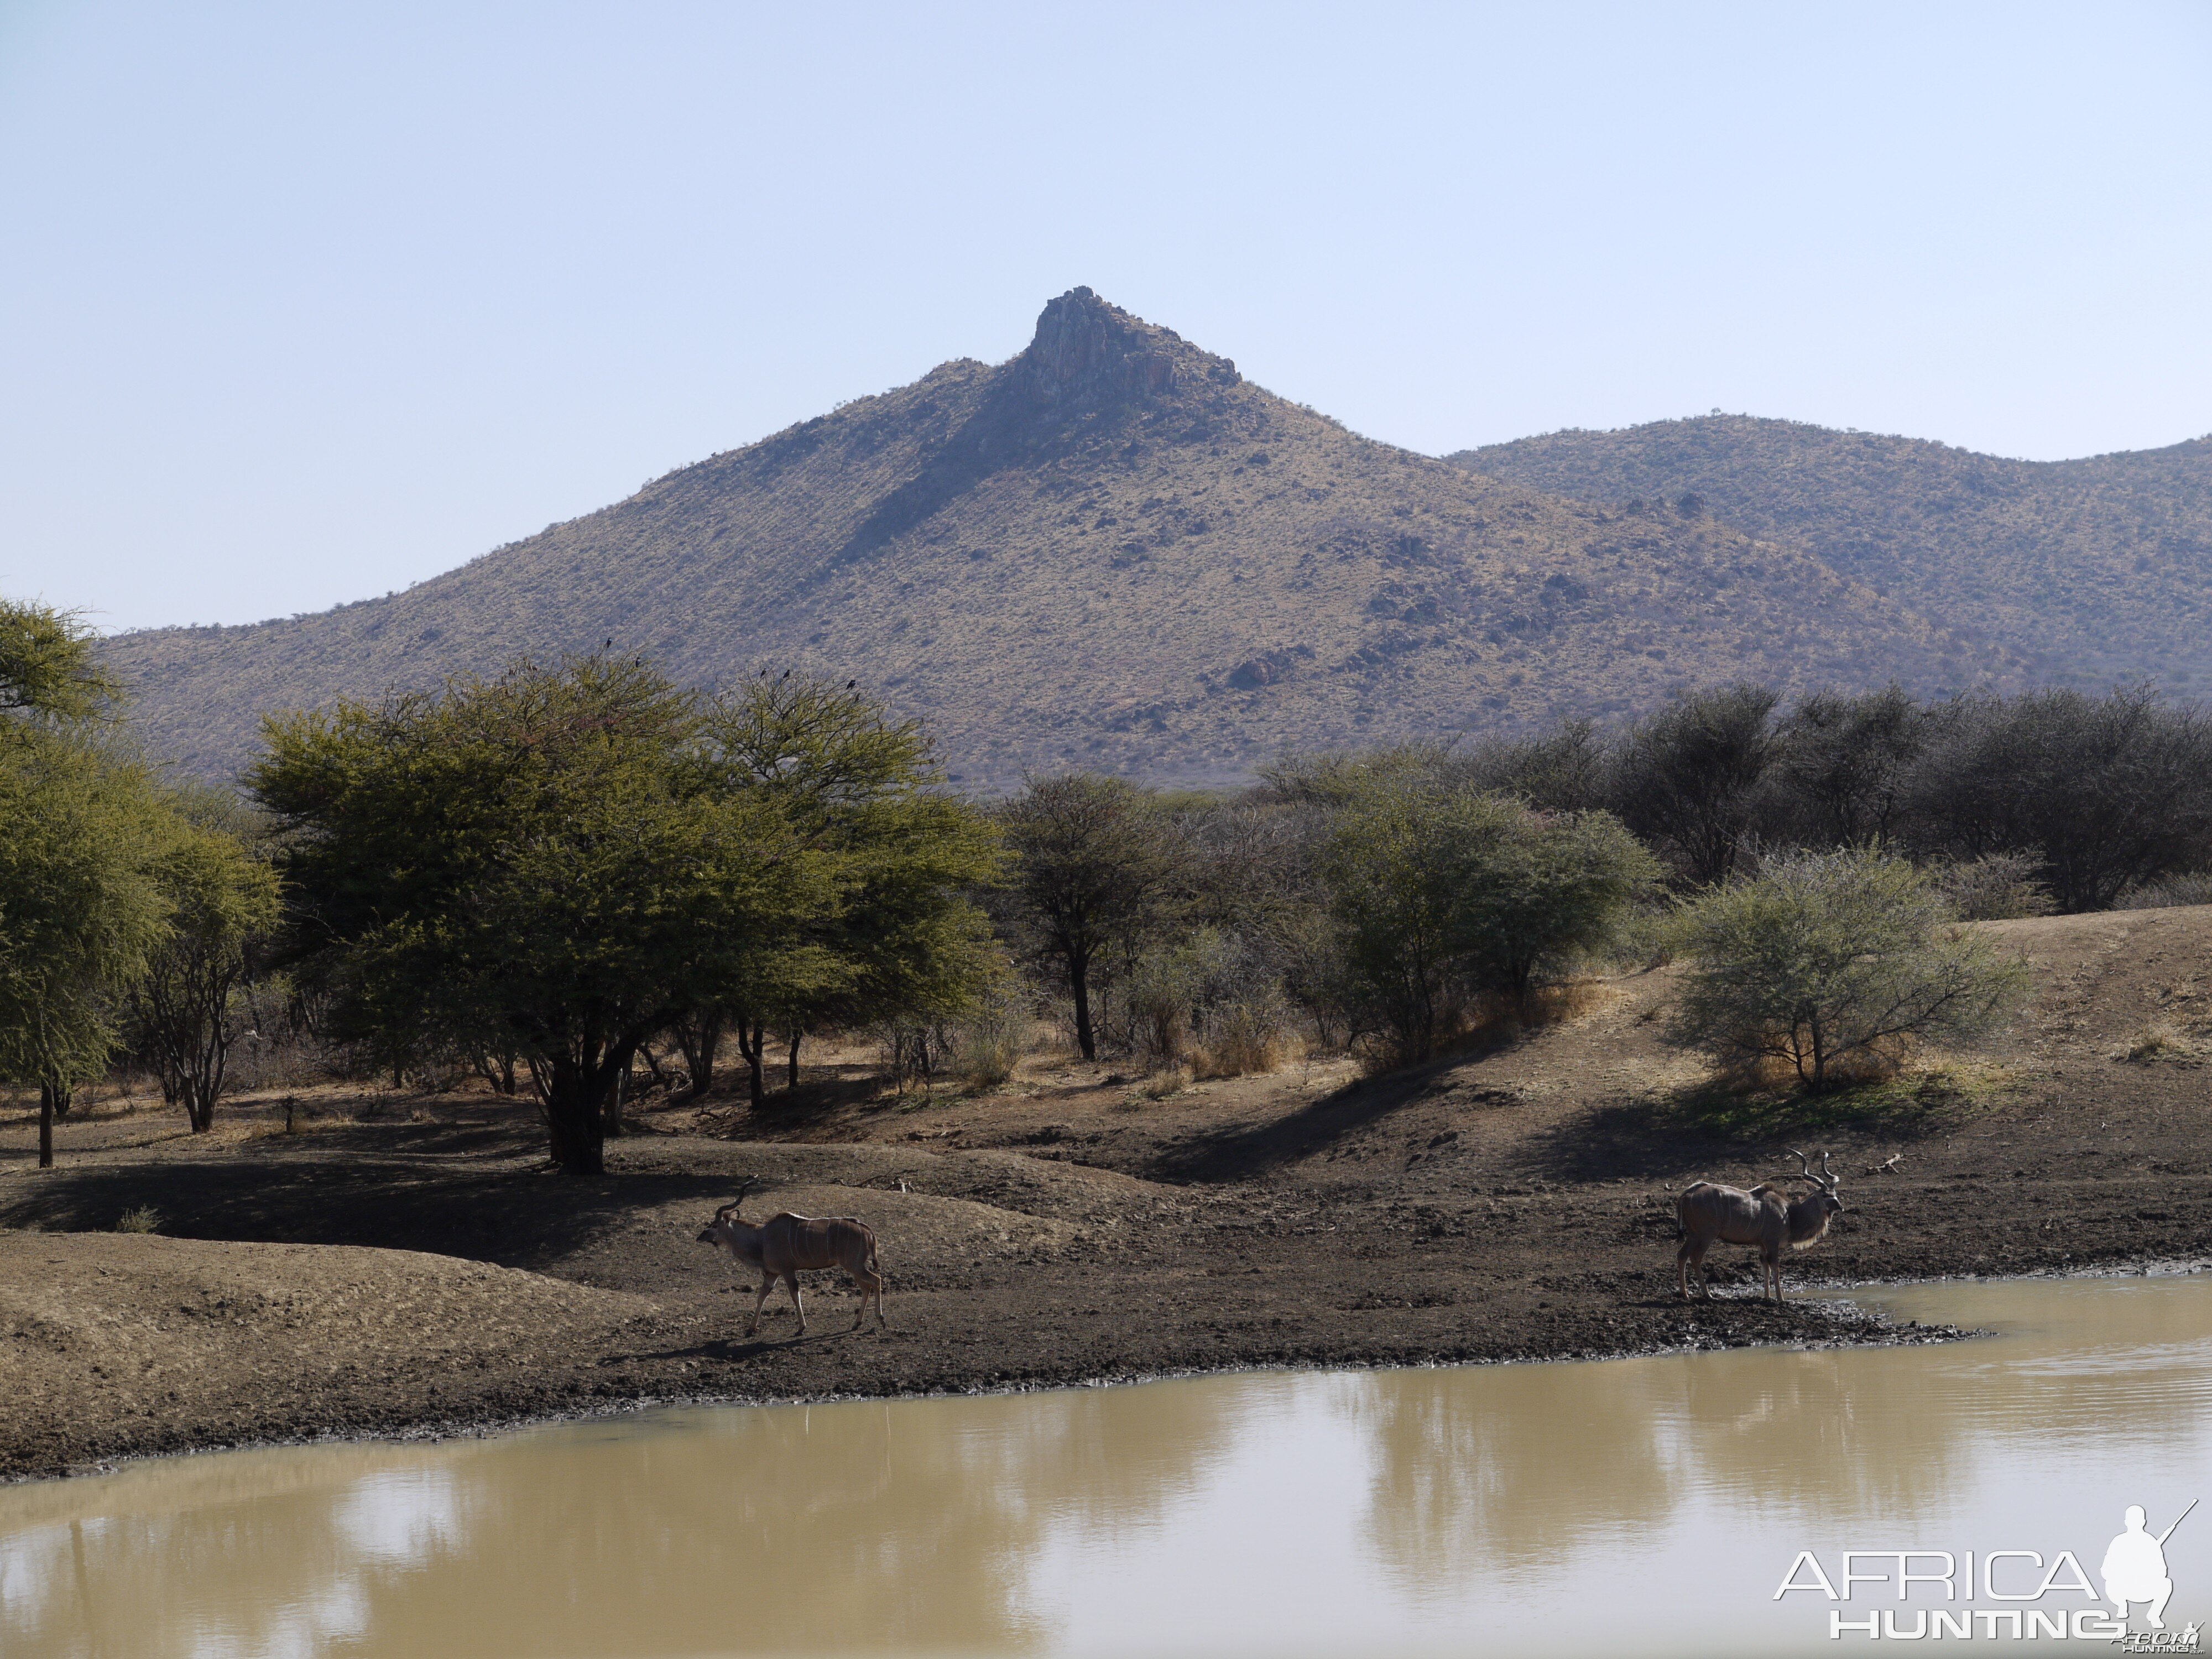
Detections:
4,1271,2046,1491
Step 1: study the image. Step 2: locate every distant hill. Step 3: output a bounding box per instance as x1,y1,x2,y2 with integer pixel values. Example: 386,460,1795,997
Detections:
106,292,2005,787
1452,417,2212,693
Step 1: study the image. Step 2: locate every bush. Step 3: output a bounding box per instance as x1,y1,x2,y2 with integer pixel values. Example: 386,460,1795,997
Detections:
114,1206,163,1234
1606,684,1781,886
878,1022,953,1093
1140,1063,1191,1099
1318,783,1657,1066
2116,873,2212,910
1900,688,2212,912
951,983,1035,1090
1194,995,1298,1078
1931,853,2056,921
1110,927,1293,1076
1666,847,2030,1092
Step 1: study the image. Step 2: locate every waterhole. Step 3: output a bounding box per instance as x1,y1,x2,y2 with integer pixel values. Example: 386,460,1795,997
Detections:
4,1275,2210,1657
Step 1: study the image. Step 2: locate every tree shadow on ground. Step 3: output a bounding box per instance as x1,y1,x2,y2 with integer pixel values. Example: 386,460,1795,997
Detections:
1140,1062,1470,1185
678,1070,889,1140
0,1152,752,1276
1519,1064,1996,1184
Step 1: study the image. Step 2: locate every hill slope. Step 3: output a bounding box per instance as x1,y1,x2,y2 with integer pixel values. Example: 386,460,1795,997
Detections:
1453,416,2212,691
107,293,2004,786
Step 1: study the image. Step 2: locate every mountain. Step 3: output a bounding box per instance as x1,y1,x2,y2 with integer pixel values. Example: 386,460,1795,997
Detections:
105,291,2006,788
1452,417,2212,693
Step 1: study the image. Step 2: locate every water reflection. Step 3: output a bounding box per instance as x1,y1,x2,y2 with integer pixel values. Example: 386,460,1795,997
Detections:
4,1276,2211,1658
1342,1341,1997,1588
0,1379,1253,1659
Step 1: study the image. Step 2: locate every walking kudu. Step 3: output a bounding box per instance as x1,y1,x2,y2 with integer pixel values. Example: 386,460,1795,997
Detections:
697,1180,888,1335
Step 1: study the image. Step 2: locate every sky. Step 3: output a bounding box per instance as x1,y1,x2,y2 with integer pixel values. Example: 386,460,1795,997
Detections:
3,2,2209,634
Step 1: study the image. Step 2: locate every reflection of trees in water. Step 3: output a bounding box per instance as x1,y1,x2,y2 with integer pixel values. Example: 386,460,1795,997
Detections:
0,1379,1250,1657
23,1286,2212,1657
0,1465,476,1658
1340,1324,2212,1591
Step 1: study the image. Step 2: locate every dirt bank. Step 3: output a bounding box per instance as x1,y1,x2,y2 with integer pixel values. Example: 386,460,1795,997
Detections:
3,905,2208,1482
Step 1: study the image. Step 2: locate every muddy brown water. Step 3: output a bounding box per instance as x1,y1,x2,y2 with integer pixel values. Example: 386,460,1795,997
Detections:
4,1275,2210,1658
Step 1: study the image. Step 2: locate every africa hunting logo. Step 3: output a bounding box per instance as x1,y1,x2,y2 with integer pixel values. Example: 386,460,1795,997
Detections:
1776,1502,2199,1645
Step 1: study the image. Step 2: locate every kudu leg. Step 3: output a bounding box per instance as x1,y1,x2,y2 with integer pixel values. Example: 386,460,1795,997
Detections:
852,1267,886,1331
786,1271,806,1333
748,1277,773,1336
1677,1236,1710,1301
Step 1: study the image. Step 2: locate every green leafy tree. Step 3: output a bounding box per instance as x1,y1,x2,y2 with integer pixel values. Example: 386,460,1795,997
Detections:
0,738,174,1165
125,791,283,1132
1317,783,1469,1063
1454,801,1661,1004
252,653,830,1174
1608,683,1781,886
1665,846,2029,1092
1318,781,1654,1063
998,774,1181,1061
694,672,1003,1102
0,601,171,1167
1901,687,2212,912
0,600,120,722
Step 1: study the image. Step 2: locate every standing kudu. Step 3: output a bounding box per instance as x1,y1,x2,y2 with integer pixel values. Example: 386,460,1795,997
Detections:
697,1179,888,1335
1675,1150,1845,1302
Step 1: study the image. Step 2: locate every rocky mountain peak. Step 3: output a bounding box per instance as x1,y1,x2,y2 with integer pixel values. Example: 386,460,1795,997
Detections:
1017,286,1240,413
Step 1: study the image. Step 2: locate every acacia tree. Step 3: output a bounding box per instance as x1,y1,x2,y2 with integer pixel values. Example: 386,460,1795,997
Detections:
126,792,281,1132
1901,687,2212,912
998,774,1180,1061
1316,782,1468,1064
1453,800,1660,1004
694,672,1001,1103
1768,684,1927,849
1665,847,2028,1091
252,653,831,1174
0,601,172,1167
1608,684,1781,886
1318,780,1654,1063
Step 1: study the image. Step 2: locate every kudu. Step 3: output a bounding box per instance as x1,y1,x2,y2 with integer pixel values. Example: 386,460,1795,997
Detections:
696,1180,888,1335
1675,1150,1845,1302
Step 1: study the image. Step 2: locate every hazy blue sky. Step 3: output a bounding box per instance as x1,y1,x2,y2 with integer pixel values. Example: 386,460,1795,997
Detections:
4,2,2209,633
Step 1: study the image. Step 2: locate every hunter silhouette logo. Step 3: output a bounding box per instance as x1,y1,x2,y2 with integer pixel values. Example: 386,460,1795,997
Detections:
1776,1498,2200,1642
2105,1501,2193,1631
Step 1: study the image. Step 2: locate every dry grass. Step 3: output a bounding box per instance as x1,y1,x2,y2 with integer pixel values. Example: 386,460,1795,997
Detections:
954,1036,1022,1091
1665,1052,2016,1139
113,1206,163,1234
1700,1030,1927,1095
1191,1027,1305,1081
2117,1022,2200,1064
1140,1065,1193,1099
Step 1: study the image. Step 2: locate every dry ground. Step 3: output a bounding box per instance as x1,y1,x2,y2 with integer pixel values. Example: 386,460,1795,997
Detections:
3,906,2209,1481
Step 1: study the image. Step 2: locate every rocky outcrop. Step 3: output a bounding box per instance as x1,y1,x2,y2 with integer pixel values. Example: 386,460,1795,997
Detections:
1019,286,1239,414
